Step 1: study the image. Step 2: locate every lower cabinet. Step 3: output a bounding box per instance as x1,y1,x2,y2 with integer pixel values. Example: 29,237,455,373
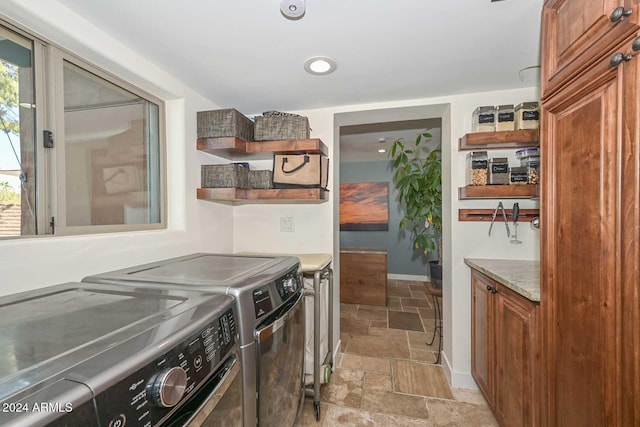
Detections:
471,270,540,427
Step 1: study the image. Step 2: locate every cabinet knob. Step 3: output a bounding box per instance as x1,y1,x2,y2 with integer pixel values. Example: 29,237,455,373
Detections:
610,6,633,23
610,52,633,67
491,287,498,294
487,285,493,292
633,36,640,52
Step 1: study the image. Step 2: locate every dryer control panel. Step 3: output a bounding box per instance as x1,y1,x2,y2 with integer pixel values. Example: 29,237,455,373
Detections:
94,308,237,427
275,270,301,301
253,286,273,319
253,268,301,320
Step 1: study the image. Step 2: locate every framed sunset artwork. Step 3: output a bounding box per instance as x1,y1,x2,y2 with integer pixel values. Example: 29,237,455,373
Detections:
339,182,389,231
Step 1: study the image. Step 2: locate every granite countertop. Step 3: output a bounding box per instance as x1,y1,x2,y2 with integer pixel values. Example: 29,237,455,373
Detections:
464,258,540,302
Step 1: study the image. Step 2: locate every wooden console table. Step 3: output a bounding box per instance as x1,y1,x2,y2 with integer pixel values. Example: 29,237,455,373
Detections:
340,247,387,306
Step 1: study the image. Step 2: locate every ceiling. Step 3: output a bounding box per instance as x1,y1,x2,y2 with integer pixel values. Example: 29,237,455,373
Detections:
340,118,441,163
53,0,544,114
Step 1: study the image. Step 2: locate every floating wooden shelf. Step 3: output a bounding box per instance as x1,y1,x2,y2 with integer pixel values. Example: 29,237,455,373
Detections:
459,208,539,222
197,187,329,205
197,137,328,160
459,184,538,199
459,129,539,151
197,137,330,204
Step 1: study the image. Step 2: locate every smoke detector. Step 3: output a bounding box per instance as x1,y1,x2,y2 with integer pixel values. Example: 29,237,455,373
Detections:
281,0,305,19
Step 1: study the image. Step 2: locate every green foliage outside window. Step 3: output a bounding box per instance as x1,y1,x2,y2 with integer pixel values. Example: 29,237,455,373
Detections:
0,181,20,204
0,61,19,135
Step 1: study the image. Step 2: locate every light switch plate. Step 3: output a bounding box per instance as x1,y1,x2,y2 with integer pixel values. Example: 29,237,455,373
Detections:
280,217,295,232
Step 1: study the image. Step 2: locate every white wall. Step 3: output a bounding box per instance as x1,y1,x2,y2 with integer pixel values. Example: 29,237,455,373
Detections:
0,0,234,296
235,88,539,389
232,108,335,255
0,0,540,390
443,89,540,388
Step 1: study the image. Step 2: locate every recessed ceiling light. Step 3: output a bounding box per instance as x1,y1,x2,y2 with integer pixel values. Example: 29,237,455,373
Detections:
378,148,386,153
304,57,337,75
378,137,386,143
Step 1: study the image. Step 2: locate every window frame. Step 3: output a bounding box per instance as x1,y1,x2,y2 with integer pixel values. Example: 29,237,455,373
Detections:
0,17,167,238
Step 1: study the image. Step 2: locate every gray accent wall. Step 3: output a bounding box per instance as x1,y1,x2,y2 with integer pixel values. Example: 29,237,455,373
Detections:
339,160,435,275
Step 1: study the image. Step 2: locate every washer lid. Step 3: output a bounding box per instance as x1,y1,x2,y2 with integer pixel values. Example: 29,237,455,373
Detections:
129,254,275,283
0,282,231,402
84,253,298,288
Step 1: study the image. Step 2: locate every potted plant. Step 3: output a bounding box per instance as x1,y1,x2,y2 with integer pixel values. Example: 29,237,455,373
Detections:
389,130,443,287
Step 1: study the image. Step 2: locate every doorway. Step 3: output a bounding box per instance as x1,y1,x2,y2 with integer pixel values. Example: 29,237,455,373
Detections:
331,103,452,360
333,104,451,283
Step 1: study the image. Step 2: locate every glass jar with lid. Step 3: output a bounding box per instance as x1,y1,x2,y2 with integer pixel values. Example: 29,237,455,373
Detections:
466,151,488,186
472,106,495,133
520,155,540,184
516,148,540,184
509,166,529,185
515,147,539,159
489,157,509,184
515,102,540,130
496,104,515,132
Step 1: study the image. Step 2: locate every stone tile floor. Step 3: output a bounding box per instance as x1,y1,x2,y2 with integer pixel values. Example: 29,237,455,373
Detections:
300,279,498,426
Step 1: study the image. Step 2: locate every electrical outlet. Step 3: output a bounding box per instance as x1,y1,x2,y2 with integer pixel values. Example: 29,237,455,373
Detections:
280,217,295,232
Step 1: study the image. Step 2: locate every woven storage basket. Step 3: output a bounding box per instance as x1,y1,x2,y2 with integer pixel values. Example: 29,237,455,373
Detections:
201,164,249,189
254,115,310,141
197,108,254,142
249,170,273,189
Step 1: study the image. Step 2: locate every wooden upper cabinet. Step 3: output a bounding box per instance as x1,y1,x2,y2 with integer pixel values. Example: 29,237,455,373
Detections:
619,27,640,426
541,0,640,423
540,42,625,426
542,0,639,98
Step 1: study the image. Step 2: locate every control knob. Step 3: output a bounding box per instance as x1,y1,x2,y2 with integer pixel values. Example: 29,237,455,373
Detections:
147,367,188,408
282,277,296,293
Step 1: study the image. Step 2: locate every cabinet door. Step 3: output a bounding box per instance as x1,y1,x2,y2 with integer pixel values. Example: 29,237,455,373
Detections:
619,29,640,426
541,40,626,426
494,287,538,427
471,271,493,405
541,0,639,97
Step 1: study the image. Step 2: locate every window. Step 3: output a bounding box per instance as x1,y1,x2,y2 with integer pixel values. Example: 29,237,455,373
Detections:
0,25,35,236
60,61,162,230
0,21,165,238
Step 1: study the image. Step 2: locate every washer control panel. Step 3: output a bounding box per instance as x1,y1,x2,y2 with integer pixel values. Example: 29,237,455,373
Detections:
94,308,237,427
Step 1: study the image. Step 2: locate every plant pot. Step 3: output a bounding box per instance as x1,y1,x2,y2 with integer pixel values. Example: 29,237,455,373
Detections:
430,260,442,289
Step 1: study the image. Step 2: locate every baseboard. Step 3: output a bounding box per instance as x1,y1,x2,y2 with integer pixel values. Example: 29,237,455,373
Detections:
332,339,342,370
387,273,429,281
442,351,453,383
441,352,479,390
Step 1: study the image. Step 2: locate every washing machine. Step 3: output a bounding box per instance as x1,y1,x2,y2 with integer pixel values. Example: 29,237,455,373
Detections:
83,253,305,427
0,281,242,427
